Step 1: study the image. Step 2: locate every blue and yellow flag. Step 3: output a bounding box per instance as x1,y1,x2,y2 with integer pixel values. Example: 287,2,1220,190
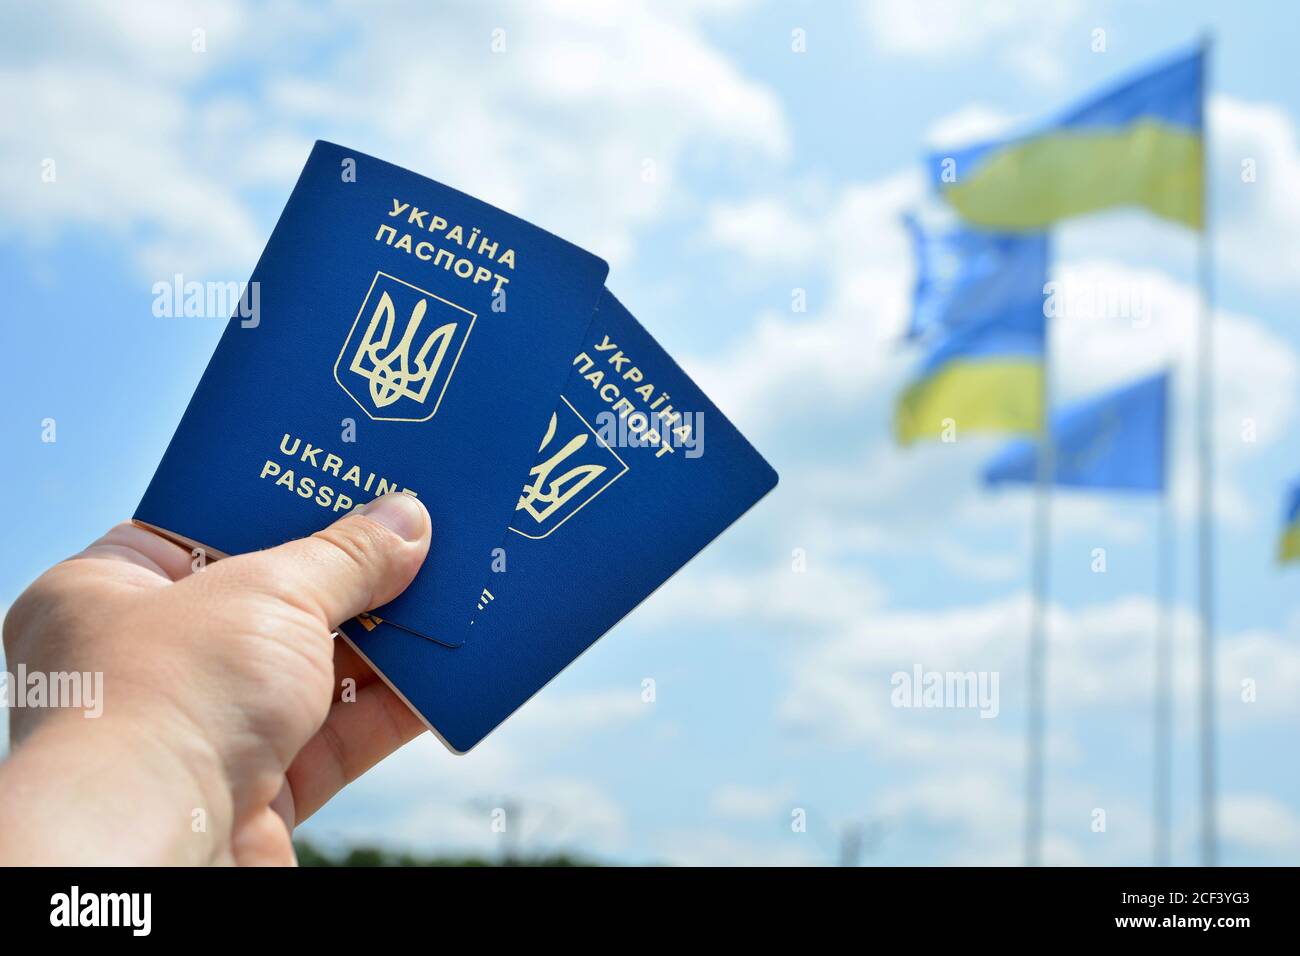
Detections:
983,371,1169,492
1278,485,1300,563
930,47,1203,230
903,214,1049,343
896,220,1047,446
895,310,1045,446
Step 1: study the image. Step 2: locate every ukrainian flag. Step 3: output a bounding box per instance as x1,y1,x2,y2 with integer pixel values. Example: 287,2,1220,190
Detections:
895,307,1045,445
1279,485,1300,563
896,219,1047,446
930,47,1203,231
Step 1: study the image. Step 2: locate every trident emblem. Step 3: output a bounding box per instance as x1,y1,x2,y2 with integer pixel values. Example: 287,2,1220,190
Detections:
517,412,609,524
510,397,629,538
350,291,456,408
335,272,476,422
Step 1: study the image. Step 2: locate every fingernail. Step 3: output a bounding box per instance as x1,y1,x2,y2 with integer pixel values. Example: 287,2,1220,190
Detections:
360,492,428,542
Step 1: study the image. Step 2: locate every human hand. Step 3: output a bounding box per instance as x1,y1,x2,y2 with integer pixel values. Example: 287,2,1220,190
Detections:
0,492,431,865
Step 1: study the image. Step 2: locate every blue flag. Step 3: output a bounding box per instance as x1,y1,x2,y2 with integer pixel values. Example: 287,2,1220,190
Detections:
983,371,1169,492
903,214,1049,343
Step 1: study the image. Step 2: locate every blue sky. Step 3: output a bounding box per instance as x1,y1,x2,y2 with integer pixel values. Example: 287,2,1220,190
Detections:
3,0,1300,865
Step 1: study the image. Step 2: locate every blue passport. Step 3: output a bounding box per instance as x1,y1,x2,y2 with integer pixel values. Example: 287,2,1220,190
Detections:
135,141,609,643
339,291,778,753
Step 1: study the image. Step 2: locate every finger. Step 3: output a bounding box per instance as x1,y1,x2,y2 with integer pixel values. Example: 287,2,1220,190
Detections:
196,492,430,629
72,522,198,581
230,805,297,867
286,680,425,824
269,778,296,832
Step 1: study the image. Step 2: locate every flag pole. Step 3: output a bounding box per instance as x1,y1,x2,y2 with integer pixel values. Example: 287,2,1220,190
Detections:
1025,327,1052,867
1154,442,1173,867
1195,33,1217,868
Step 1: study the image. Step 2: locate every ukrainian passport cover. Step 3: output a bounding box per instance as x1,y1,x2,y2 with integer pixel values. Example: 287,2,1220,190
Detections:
340,291,779,752
135,141,609,644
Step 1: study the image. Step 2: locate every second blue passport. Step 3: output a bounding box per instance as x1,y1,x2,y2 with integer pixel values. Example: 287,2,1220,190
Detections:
135,141,609,644
340,291,779,753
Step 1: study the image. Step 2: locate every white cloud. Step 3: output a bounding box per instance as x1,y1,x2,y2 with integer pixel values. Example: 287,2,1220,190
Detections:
315,766,629,861
1220,628,1300,721
689,173,921,429
876,770,1098,865
778,594,1030,760
860,0,1082,85
1219,792,1300,853
652,828,821,866
646,560,886,635
878,770,1014,835
514,687,649,733
1211,95,1300,291
710,782,797,822
925,104,1018,149
701,197,821,267
0,63,266,278
930,540,1024,582
777,590,1300,758
0,0,787,277
0,0,251,81
300,686,646,860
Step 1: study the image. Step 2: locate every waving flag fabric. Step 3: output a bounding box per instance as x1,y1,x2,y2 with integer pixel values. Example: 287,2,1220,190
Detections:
930,47,1203,231
983,371,1169,492
896,219,1047,446
1278,485,1300,563
895,308,1045,445
903,214,1049,343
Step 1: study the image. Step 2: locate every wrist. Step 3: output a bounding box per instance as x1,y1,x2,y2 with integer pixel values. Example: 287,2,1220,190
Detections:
0,705,231,864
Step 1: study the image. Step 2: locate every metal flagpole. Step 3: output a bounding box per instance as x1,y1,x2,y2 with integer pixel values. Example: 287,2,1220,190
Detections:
1025,330,1052,867
1195,34,1217,868
1154,462,1173,867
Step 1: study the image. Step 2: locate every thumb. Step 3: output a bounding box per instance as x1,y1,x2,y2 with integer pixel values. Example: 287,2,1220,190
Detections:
198,492,431,628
